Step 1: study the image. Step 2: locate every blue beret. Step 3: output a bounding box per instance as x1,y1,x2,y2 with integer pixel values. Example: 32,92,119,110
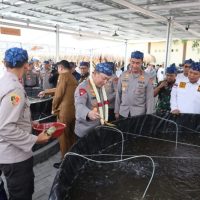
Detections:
4,47,28,67
184,59,194,65
96,62,113,76
80,62,89,68
43,60,50,64
131,51,144,59
191,62,200,72
166,63,177,74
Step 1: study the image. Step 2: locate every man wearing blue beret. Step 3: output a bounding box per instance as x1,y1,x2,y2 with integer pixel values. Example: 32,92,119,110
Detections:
79,61,90,84
154,63,177,114
74,62,113,137
0,47,51,200
115,51,154,118
171,62,200,114
176,58,194,82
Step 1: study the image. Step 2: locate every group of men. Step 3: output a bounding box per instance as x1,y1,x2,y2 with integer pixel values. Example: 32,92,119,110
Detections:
0,46,200,200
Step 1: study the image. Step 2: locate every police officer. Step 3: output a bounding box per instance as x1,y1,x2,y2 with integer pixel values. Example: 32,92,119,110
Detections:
115,51,154,119
74,62,113,138
176,59,194,82
170,62,200,114
79,61,90,83
154,64,177,114
40,60,53,90
0,47,51,200
23,61,39,88
104,62,118,121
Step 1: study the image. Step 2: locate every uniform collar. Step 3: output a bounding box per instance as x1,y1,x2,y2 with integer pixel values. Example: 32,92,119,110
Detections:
5,71,19,82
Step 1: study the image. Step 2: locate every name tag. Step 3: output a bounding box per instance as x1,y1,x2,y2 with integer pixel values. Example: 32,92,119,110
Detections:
179,82,186,88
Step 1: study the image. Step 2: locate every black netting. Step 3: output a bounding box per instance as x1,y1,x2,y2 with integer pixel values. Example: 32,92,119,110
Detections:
49,114,200,200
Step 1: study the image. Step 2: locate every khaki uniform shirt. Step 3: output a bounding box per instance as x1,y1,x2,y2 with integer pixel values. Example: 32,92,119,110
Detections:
52,72,77,123
115,70,154,117
74,80,105,137
0,71,37,164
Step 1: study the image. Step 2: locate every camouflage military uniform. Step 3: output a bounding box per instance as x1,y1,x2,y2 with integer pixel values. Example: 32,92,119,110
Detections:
156,81,175,114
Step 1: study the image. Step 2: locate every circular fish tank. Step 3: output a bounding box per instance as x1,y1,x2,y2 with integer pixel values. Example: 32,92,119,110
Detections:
49,114,200,200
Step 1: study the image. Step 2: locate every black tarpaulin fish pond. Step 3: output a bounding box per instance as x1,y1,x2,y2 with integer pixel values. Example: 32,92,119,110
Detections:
49,114,200,200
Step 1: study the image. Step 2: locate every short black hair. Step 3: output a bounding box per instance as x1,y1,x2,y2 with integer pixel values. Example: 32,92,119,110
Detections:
5,60,28,69
57,60,71,69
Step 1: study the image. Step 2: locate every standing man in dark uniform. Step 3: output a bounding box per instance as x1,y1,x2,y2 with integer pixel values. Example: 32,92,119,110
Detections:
154,64,177,114
79,61,90,83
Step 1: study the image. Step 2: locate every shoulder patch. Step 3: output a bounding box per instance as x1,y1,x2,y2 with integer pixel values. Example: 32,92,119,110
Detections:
10,93,21,106
197,85,200,92
79,88,87,96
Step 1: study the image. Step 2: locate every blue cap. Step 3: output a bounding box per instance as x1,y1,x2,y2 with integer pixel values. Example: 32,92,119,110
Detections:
184,59,193,65
166,63,177,74
4,47,28,67
43,60,50,64
80,62,89,68
131,51,144,59
96,62,113,76
191,62,200,72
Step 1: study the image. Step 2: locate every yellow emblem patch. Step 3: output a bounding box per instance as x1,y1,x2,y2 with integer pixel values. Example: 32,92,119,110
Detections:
10,94,20,106
179,82,186,88
197,86,200,92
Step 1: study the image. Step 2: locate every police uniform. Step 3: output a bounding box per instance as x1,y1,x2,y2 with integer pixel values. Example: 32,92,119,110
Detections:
104,75,118,121
75,62,113,138
170,62,200,114
40,68,53,90
75,79,103,137
23,70,39,87
0,71,37,199
52,72,77,158
115,70,154,117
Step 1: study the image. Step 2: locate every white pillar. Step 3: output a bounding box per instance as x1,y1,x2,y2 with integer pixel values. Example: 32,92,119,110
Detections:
164,17,173,71
124,39,128,71
56,24,60,62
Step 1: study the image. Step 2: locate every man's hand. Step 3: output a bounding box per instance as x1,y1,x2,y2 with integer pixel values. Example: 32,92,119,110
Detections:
171,109,180,115
36,130,51,144
87,107,100,120
158,80,167,89
38,91,45,98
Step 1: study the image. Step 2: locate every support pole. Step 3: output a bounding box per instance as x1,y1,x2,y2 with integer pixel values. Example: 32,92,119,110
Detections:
56,24,59,62
164,17,173,71
124,39,128,71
